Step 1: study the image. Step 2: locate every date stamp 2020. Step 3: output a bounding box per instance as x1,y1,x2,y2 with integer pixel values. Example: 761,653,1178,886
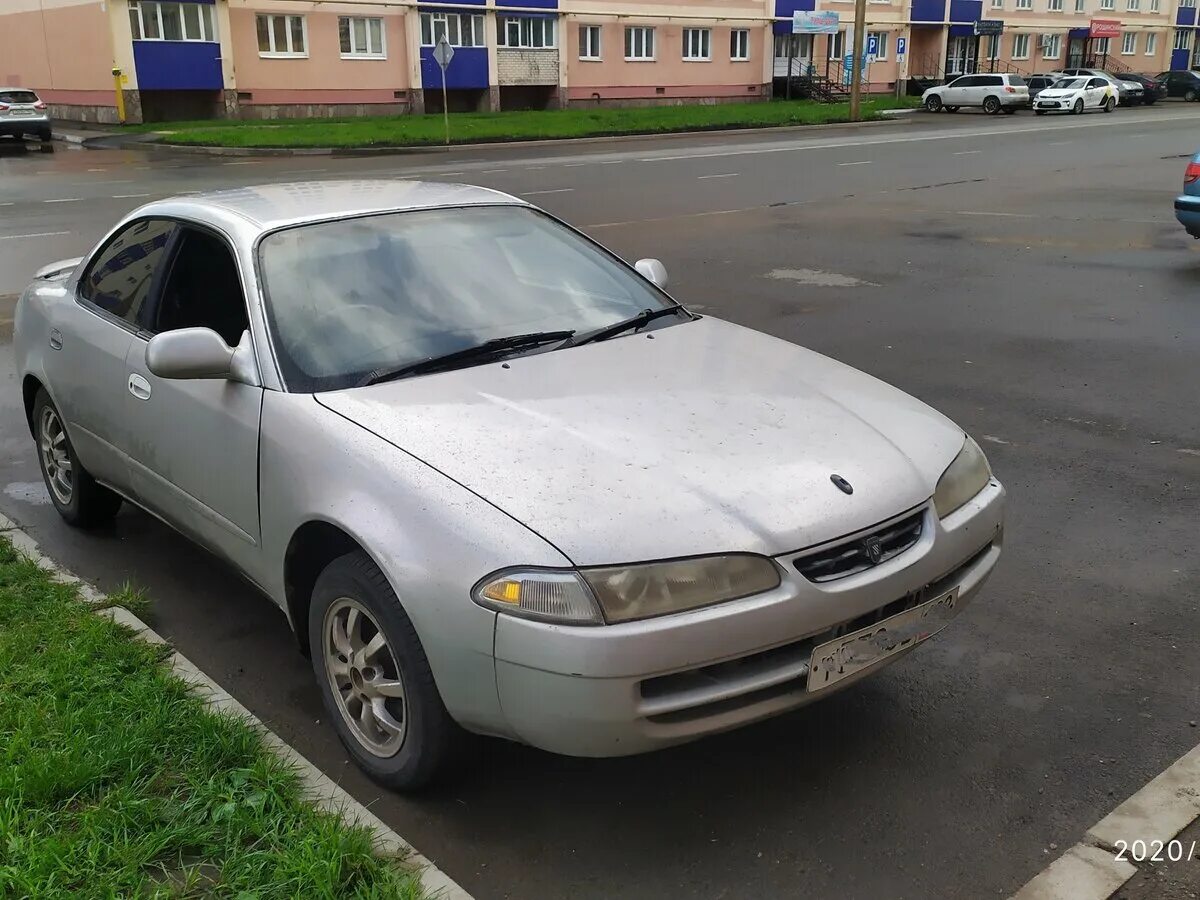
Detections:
1113,839,1199,863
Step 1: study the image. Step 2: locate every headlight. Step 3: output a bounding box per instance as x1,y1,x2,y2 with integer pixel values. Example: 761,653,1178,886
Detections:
933,435,992,518
472,555,781,625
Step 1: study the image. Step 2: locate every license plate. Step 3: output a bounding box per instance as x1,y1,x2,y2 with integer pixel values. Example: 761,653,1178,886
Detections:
807,588,959,693
10,107,34,117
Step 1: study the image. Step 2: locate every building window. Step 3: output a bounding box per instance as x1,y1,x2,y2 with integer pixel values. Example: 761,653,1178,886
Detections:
1015,0,1032,10
1012,33,1030,57
339,16,385,57
625,26,654,60
1075,0,1085,12
1182,0,1196,7
992,0,1003,9
256,14,306,56
128,1,216,42
1048,0,1063,12
867,30,887,58
1094,36,1110,53
985,33,1000,58
1099,0,1114,9
730,28,750,60
827,30,845,58
1175,28,1191,49
498,17,555,49
1146,32,1157,53
1150,0,1159,10
579,24,601,59
1126,0,1140,9
1121,31,1136,52
1042,33,1061,58
682,28,711,60
419,12,486,47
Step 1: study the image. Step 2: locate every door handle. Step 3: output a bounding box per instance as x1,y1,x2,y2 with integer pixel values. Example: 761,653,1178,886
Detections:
128,373,152,401
49,328,62,350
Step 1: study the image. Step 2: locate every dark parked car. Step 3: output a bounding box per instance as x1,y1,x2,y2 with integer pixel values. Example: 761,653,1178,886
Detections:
1026,75,1063,100
1118,72,1166,104
1157,70,1200,100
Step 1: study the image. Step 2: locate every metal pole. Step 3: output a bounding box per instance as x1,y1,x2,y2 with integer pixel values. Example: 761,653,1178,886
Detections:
441,66,450,146
849,0,867,120
787,38,794,100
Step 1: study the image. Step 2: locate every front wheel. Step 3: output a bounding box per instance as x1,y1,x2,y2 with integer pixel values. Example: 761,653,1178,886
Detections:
32,390,122,527
309,550,464,790
982,96,1001,115
925,95,943,112
1072,98,1084,115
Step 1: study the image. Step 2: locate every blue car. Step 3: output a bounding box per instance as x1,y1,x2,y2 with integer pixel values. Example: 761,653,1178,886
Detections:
1175,152,1200,238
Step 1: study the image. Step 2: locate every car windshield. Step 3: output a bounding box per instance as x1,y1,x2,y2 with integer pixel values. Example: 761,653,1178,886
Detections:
258,205,677,392
0,89,39,104
1057,78,1087,89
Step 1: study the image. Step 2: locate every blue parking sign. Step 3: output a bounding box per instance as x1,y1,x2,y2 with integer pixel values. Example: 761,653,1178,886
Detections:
866,34,879,56
896,36,907,58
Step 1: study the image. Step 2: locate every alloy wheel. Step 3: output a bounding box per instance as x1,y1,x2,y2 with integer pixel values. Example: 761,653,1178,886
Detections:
38,406,73,506
323,597,408,757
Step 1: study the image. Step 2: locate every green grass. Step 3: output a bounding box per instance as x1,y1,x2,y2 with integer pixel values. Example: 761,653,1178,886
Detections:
127,97,918,149
0,536,425,899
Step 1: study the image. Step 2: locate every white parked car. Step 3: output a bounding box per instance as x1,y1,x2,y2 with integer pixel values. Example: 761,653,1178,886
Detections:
922,73,1029,115
1050,68,1142,105
1033,76,1118,114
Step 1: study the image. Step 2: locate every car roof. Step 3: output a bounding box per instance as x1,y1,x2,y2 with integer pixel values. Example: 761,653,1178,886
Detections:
138,180,525,232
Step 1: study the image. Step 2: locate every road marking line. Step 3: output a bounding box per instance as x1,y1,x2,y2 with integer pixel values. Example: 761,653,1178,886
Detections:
290,167,329,174
600,160,623,165
0,202,13,207
87,167,106,172
563,163,586,167
954,150,982,155
480,168,507,174
112,193,150,199
838,160,873,166
590,206,759,228
436,171,464,176
698,173,739,179
959,211,1035,218
94,179,135,185
43,198,80,203
223,161,259,166
0,231,71,240
0,512,475,900
1049,141,1072,146
521,188,574,196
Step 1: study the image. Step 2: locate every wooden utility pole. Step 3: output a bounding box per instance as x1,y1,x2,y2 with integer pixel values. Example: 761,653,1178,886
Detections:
849,0,868,121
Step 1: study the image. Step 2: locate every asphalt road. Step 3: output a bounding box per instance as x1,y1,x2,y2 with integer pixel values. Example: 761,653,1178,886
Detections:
2,104,1199,900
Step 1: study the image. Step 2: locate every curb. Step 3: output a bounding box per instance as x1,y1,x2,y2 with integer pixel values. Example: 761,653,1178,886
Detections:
97,109,919,158
1011,742,1200,900
0,512,472,900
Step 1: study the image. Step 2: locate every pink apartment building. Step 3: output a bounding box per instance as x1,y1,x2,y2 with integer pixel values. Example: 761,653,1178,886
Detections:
1,0,1196,122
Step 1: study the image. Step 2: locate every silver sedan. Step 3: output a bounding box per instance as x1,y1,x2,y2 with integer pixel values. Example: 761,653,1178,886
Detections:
13,182,1005,788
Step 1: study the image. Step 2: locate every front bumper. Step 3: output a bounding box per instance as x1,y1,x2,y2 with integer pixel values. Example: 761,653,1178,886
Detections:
1175,196,1200,237
493,480,1006,756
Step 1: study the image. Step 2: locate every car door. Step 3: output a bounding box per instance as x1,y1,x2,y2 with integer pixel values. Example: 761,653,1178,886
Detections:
42,218,176,491
1088,78,1107,107
1161,72,1181,96
958,75,984,105
120,222,264,572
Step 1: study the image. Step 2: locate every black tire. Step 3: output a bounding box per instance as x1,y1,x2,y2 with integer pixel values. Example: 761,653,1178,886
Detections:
925,94,943,112
1072,98,1084,115
1104,96,1115,113
1002,107,1017,115
1186,89,1197,102
1035,110,1046,116
946,105,960,112
983,96,1001,115
32,389,122,527
309,550,464,790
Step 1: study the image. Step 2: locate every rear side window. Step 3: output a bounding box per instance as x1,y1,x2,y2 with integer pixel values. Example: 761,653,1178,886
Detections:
79,219,176,328
1089,78,1106,88
982,76,1004,86
0,89,39,104
1007,75,1026,86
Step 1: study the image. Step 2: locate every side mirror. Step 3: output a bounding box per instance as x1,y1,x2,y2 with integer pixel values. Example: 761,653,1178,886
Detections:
146,327,236,380
635,258,669,289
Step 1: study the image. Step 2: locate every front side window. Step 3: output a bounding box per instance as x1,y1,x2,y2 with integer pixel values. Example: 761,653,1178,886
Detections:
730,28,749,60
1012,34,1031,58
128,1,216,41
340,16,385,57
682,28,711,60
257,13,306,55
258,207,677,392
498,16,556,49
79,219,175,328
579,24,601,59
419,12,485,47
625,26,654,59
153,228,248,346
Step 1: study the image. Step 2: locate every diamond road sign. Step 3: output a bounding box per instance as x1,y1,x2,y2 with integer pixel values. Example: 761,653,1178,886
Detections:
433,36,455,69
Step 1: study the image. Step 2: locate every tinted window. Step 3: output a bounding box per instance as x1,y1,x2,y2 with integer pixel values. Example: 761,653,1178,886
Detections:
1007,75,1027,86
0,89,38,104
79,219,175,328
1088,78,1106,88
155,228,249,347
259,206,675,392
981,76,1004,86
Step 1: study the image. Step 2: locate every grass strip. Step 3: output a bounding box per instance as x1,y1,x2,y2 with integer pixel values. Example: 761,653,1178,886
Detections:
125,98,919,149
0,536,425,899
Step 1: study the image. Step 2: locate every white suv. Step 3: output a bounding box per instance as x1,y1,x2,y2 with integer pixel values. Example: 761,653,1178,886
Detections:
922,74,1030,115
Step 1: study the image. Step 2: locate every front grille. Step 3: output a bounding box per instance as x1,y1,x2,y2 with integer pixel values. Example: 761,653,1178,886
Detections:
794,509,924,583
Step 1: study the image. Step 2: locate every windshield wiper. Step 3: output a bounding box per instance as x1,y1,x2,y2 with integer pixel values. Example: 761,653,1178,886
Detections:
566,306,688,348
357,331,575,387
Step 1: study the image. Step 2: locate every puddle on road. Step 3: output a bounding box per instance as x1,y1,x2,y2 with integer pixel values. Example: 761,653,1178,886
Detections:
4,482,50,505
765,268,879,288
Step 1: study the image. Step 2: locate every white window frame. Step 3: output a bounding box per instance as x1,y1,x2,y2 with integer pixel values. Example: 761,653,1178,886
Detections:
1182,0,1196,8
1075,0,1085,12
1126,0,1140,10
498,16,556,49
1121,31,1137,52
1012,33,1030,58
1099,0,1114,9
579,23,601,59
1145,32,1157,53
682,27,711,61
1015,0,1032,11
128,1,217,42
1042,33,1061,58
1094,36,1110,53
827,30,845,58
991,0,1003,9
625,25,655,60
1048,0,1063,12
1175,27,1191,49
419,12,486,48
866,30,888,58
257,13,307,57
1149,0,1160,10
339,16,386,58
730,28,750,60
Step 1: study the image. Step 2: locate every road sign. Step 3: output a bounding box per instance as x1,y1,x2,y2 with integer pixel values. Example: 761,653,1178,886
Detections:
866,33,879,58
973,19,1004,36
896,36,906,59
433,36,454,147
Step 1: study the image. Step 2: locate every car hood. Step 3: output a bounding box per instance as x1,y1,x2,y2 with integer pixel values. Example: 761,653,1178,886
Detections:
1037,89,1079,98
315,317,965,565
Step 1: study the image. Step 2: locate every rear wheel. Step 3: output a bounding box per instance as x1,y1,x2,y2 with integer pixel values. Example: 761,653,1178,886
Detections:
32,390,122,527
1072,98,1084,115
982,96,1001,115
1104,96,1116,113
925,95,943,112
1185,88,1197,102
